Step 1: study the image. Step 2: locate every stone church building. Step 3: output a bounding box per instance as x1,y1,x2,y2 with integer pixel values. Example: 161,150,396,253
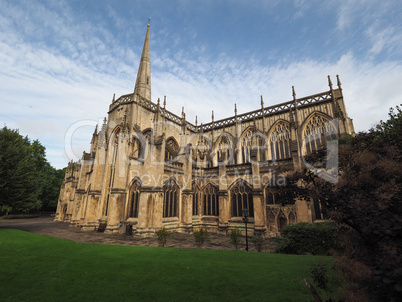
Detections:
55,23,355,237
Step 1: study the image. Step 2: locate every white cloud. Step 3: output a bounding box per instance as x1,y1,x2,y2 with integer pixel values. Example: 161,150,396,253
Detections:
1,0,401,169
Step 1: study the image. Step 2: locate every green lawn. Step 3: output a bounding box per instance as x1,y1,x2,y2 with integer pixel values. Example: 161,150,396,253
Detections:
0,228,333,301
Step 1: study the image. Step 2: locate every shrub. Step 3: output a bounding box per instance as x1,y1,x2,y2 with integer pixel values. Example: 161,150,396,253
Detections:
154,227,173,247
252,235,266,252
229,227,243,250
310,264,329,290
276,222,338,255
193,228,210,246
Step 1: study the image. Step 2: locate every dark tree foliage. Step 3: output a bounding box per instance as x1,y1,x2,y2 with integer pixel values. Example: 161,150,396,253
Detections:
0,127,64,213
276,222,338,255
283,105,402,300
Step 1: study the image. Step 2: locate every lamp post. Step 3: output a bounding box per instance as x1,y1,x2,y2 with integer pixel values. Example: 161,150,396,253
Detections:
242,208,249,251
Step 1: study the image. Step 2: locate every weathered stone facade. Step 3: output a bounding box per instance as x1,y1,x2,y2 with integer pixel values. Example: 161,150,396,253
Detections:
55,24,355,237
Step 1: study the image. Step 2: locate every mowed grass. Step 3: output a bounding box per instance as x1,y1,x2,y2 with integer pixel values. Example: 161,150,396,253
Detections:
0,228,332,302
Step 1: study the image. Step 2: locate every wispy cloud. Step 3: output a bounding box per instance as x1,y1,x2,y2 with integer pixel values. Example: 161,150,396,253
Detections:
0,0,401,169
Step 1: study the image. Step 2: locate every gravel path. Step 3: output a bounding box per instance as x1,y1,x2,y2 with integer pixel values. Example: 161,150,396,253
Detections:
0,217,246,251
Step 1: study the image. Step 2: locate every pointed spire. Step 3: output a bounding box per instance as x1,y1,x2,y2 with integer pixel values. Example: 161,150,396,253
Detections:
163,96,166,109
234,103,237,116
212,110,214,122
260,96,264,108
112,93,115,102
133,21,151,101
195,116,198,126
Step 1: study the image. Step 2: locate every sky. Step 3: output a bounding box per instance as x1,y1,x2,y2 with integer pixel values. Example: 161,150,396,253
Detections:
1,0,401,169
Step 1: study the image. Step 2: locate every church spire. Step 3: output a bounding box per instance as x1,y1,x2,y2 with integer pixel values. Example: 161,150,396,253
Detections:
133,20,151,101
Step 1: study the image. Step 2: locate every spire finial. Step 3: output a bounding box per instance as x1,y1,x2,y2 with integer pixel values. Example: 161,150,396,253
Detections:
148,17,151,26
163,96,166,109
212,110,214,122
195,116,198,126
336,74,342,89
112,93,115,102
292,86,296,100
234,103,237,116
261,95,264,108
328,75,333,90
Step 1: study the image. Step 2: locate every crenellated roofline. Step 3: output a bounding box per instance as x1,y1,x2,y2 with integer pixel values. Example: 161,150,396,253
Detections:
109,86,340,133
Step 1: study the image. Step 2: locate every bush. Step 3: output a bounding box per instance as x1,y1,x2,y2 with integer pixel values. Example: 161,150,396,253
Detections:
229,228,243,250
310,264,329,290
193,228,210,246
276,222,337,255
252,235,266,252
154,227,173,247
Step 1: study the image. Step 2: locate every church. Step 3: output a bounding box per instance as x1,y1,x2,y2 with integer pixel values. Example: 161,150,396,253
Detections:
55,23,355,237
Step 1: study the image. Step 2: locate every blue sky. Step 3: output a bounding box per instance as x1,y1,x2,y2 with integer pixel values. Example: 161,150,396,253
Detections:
1,0,401,169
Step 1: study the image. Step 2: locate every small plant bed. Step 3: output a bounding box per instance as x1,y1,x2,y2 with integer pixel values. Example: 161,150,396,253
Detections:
0,228,337,301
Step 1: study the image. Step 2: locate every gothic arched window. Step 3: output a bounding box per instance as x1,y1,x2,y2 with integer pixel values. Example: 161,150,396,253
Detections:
203,183,219,216
195,135,211,163
130,136,142,158
129,180,141,218
216,134,234,165
192,182,202,216
289,212,297,225
265,187,288,206
303,114,337,155
269,122,292,160
165,137,179,162
231,181,254,217
163,178,179,218
142,129,154,142
241,129,266,163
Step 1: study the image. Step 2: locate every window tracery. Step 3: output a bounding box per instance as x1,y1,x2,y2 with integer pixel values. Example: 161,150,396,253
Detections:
303,114,337,155
165,138,179,162
241,129,266,163
202,183,219,216
192,182,201,216
216,134,233,165
269,122,292,160
129,180,141,218
231,181,254,217
130,136,142,158
163,178,179,218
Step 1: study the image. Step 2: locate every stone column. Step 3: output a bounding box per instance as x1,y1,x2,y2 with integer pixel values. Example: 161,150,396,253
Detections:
105,188,126,233
82,191,101,231
218,190,229,234
252,189,266,236
251,158,266,236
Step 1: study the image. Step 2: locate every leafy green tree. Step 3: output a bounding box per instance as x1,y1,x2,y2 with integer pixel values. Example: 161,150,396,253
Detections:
0,127,42,213
372,104,402,148
39,164,65,211
0,127,65,213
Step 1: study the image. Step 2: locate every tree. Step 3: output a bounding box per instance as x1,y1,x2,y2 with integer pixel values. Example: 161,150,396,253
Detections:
284,105,402,300
0,127,42,213
0,127,65,214
38,164,65,211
